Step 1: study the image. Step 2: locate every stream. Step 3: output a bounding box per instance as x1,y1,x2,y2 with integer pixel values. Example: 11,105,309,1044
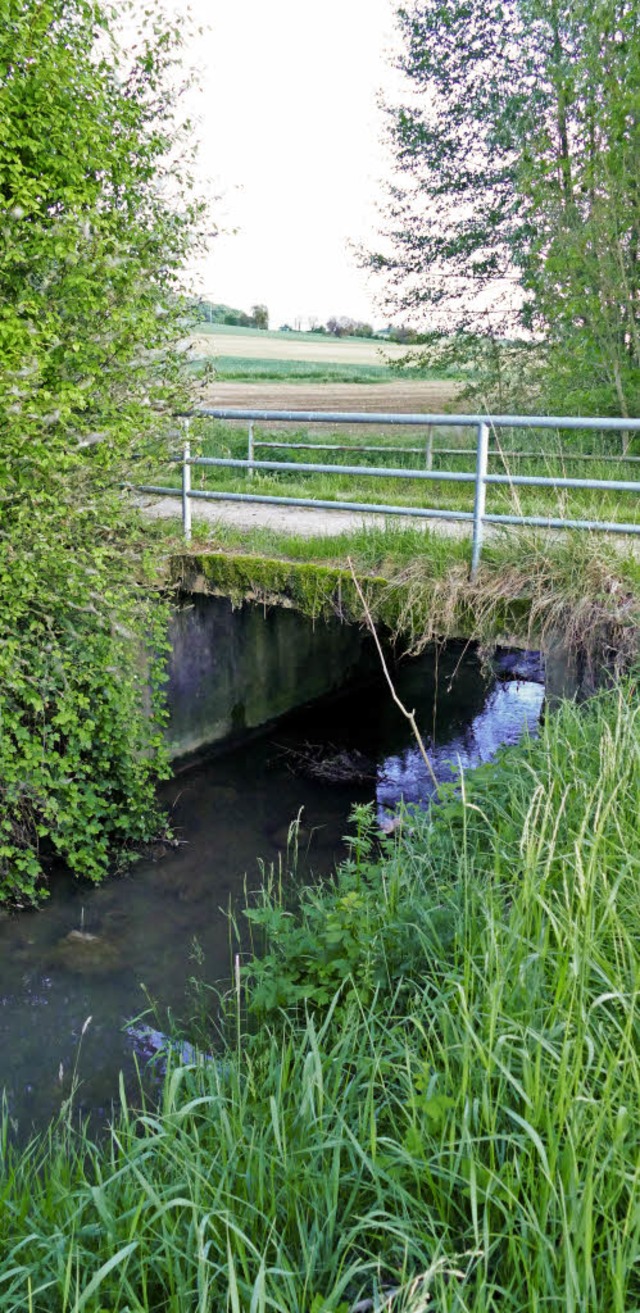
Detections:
0,643,544,1136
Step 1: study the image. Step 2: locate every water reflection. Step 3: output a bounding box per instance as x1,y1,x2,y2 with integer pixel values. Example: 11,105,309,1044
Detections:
378,677,544,813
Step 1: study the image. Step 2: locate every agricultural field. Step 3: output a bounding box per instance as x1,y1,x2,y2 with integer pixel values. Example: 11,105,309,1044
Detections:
151,324,640,541
185,324,464,392
190,325,417,365
196,378,463,414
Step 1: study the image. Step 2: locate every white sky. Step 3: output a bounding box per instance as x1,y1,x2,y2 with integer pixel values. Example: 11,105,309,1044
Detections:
181,0,399,329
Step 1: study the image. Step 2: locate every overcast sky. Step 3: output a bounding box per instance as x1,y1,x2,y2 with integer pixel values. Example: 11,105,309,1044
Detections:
181,0,400,328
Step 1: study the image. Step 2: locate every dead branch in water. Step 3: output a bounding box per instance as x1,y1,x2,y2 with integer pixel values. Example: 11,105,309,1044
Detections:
347,558,439,790
273,740,376,785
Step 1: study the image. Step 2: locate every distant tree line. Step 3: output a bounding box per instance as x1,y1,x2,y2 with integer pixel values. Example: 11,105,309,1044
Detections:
191,300,424,343
315,316,415,340
280,316,422,341
324,316,373,338
193,301,269,330
323,318,424,343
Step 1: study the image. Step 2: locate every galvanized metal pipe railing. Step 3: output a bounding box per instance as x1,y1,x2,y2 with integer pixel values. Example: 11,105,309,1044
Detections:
181,417,192,543
253,440,640,464
472,422,490,576
170,452,640,495
181,406,640,432
182,455,478,483
137,407,640,575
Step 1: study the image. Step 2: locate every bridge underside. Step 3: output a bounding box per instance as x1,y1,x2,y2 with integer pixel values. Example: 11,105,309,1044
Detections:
165,554,598,762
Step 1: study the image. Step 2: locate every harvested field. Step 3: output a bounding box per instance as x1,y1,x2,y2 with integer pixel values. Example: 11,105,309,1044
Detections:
195,379,463,418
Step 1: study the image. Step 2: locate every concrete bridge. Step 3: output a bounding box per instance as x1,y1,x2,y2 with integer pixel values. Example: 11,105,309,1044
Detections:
164,552,598,762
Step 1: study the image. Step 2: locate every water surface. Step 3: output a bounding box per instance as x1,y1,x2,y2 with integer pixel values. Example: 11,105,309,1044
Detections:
0,644,544,1134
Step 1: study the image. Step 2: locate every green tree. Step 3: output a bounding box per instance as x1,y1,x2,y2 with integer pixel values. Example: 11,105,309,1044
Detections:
372,0,640,425
0,0,202,903
251,303,269,330
526,1,640,429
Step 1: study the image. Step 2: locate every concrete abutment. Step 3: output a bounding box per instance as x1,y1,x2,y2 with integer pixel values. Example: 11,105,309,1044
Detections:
166,595,375,760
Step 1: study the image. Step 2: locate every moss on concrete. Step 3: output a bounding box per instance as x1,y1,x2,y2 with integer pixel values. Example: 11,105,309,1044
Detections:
172,553,372,619
170,551,536,651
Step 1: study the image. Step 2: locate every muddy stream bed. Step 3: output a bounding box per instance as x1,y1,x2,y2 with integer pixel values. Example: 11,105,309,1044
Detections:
0,645,544,1136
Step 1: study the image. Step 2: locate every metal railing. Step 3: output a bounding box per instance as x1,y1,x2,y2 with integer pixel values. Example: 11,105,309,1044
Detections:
138,407,640,577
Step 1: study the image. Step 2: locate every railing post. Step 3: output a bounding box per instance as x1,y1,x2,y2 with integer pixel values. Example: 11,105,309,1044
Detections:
182,420,192,544
247,421,254,480
425,424,433,471
471,420,489,578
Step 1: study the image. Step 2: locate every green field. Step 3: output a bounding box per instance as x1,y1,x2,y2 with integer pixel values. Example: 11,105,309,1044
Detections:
188,356,458,384
189,355,396,383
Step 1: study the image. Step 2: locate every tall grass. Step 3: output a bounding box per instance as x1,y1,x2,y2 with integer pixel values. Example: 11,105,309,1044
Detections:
1,684,639,1310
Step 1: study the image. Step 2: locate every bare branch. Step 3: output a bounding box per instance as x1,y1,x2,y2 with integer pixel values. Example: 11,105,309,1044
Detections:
347,558,439,790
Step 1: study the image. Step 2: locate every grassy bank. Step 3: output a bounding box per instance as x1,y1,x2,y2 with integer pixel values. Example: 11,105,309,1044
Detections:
1,682,639,1310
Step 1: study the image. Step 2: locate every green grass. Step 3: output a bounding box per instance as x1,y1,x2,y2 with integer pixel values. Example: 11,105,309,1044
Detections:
1,683,639,1309
187,357,463,384
187,355,399,383
163,518,471,573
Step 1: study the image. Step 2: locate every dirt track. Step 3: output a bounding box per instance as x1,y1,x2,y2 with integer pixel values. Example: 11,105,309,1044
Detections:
142,493,473,541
